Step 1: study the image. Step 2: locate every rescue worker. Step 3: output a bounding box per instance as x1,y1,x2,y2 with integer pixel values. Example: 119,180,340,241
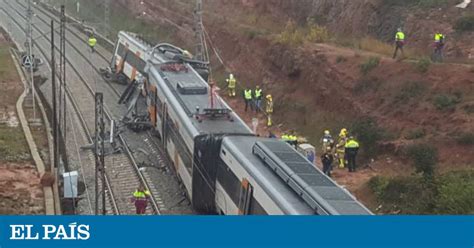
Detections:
226,74,237,97
265,94,274,127
345,136,360,173
433,32,445,62
321,130,335,152
321,146,334,177
88,34,97,53
335,128,348,169
288,131,298,149
393,28,405,59
132,185,151,215
254,85,263,113
243,88,253,112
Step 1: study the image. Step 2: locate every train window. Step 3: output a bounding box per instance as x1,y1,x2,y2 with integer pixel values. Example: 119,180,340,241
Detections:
249,197,267,215
222,149,227,156
216,159,240,205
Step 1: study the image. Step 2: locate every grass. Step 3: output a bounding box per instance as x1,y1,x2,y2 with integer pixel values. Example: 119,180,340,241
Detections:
0,126,31,162
358,37,394,57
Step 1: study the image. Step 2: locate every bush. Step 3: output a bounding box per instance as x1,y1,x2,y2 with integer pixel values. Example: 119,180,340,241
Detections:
405,128,426,140
369,171,474,214
306,23,329,43
351,117,383,158
454,15,474,32
275,21,305,46
416,58,431,73
433,94,462,111
456,132,474,146
275,20,329,46
368,176,390,198
394,81,427,103
405,143,438,178
360,57,380,75
435,171,474,214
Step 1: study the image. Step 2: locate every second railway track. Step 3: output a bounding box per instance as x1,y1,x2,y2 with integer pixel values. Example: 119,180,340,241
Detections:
0,0,167,215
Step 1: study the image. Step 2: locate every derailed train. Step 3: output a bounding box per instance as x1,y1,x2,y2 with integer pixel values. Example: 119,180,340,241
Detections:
110,31,372,215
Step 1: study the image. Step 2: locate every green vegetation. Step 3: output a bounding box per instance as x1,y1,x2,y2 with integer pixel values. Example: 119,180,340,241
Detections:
404,143,438,179
415,58,431,73
433,93,462,111
0,127,31,162
393,81,427,103
454,15,474,32
369,170,474,214
359,57,380,75
350,117,384,159
275,20,329,46
405,128,426,140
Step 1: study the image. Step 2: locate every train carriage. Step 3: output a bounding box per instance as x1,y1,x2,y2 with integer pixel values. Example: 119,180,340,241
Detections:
111,31,372,215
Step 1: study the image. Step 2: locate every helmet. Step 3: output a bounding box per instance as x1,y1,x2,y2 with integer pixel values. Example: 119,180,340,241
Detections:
266,94,272,99
230,74,234,79
256,85,260,89
324,130,330,135
397,28,402,32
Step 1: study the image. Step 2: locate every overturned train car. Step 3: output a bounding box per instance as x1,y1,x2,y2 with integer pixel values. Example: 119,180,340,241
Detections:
109,31,372,215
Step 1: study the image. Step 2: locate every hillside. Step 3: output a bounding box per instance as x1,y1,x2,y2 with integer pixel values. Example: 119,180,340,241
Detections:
52,0,474,214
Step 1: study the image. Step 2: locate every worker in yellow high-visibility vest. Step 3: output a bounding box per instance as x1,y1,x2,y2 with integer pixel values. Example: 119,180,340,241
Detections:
132,185,151,215
393,28,405,59
226,74,237,97
266,94,274,127
88,34,97,53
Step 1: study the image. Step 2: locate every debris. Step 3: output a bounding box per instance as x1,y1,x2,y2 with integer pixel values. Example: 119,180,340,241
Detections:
456,0,471,8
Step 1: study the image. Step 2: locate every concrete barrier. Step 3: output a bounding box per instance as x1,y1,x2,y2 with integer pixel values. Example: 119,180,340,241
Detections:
11,49,59,215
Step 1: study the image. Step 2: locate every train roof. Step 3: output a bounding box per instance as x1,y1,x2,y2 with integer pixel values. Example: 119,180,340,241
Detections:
119,31,251,136
222,136,315,215
149,62,251,136
223,136,372,215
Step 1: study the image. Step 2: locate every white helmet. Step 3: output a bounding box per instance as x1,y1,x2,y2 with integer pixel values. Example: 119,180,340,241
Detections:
230,74,234,79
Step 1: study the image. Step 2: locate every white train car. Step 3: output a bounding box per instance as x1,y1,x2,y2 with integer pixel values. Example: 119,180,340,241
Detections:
110,31,372,215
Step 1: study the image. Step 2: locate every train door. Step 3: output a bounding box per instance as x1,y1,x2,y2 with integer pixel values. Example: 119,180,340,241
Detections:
238,178,254,215
148,86,157,128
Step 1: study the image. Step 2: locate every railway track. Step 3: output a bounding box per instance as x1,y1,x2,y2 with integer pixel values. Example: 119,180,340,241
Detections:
25,0,193,214
0,0,165,215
